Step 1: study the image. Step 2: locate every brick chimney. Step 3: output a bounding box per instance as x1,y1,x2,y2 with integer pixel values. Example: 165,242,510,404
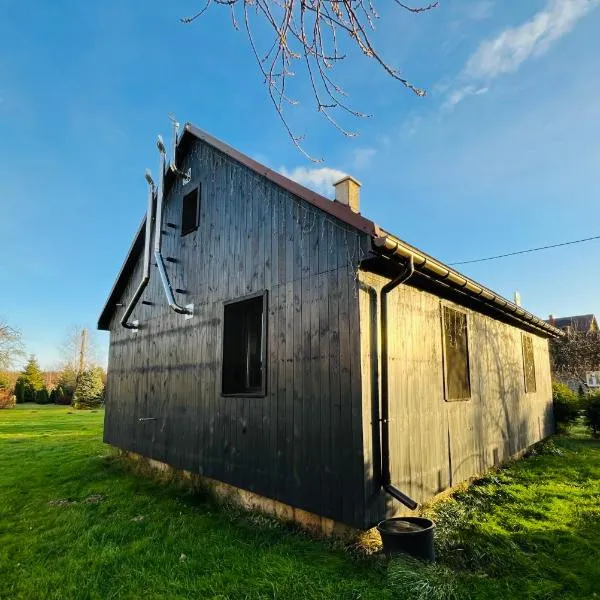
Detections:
334,176,361,214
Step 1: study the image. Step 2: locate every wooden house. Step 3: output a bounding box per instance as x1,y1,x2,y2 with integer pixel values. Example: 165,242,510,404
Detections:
98,123,562,531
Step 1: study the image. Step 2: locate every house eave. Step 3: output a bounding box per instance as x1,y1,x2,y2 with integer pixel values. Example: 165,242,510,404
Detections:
372,232,563,339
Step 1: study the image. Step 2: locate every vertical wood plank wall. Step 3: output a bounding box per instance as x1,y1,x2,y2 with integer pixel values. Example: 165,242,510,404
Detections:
104,139,370,528
358,271,554,527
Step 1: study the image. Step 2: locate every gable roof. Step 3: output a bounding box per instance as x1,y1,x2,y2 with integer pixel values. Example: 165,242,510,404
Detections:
98,123,562,338
546,314,598,332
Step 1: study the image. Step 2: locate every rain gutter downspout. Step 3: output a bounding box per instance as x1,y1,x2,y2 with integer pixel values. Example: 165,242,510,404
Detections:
120,171,156,329
154,136,193,317
380,256,418,510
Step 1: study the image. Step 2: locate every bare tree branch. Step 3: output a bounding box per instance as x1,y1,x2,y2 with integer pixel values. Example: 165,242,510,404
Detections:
0,321,24,371
182,0,437,160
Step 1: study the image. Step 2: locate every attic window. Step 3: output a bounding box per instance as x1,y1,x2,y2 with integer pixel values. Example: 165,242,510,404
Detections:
222,292,267,397
522,334,537,393
442,306,471,401
181,186,200,236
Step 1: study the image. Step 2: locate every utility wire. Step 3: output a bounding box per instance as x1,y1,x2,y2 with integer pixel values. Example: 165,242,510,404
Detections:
449,234,600,266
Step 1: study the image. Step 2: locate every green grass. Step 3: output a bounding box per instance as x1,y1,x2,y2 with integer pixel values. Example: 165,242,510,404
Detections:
1,405,600,599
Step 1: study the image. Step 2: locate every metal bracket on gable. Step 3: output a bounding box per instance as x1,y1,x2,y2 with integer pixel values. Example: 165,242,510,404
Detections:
184,304,194,320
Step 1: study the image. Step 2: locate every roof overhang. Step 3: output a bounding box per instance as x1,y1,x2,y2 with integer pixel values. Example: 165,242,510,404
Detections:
98,122,562,339
372,231,563,339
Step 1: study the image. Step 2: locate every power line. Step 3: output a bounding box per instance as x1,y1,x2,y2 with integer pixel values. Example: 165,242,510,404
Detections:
449,234,600,266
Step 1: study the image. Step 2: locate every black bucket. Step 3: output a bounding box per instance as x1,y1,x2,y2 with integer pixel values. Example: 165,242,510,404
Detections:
377,517,436,562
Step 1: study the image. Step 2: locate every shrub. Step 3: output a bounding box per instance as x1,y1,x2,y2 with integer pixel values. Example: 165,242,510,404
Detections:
0,390,15,409
50,385,73,405
73,368,104,409
583,391,600,437
35,388,50,404
56,366,78,398
0,372,10,391
552,382,579,432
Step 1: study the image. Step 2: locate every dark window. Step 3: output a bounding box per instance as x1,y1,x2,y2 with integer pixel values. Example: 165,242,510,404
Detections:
222,293,267,396
442,306,471,401
181,186,200,236
522,334,537,393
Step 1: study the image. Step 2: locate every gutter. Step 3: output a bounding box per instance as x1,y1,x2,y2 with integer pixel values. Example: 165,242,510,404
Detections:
374,233,563,339
380,256,418,510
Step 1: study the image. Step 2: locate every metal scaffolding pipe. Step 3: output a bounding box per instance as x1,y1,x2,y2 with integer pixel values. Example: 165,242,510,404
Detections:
154,136,193,317
120,171,156,329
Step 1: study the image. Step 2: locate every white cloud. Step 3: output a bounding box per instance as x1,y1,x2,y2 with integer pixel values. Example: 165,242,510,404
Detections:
443,85,489,110
466,0,598,79
445,0,599,108
279,166,347,197
352,147,377,170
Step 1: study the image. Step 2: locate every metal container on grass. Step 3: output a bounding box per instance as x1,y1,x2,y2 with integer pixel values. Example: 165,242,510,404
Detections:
377,516,436,562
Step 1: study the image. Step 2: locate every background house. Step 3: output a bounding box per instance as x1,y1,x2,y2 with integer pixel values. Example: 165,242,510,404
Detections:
98,123,560,531
547,314,599,334
546,314,600,393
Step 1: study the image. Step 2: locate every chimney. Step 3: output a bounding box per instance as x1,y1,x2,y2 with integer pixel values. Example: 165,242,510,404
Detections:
334,175,361,213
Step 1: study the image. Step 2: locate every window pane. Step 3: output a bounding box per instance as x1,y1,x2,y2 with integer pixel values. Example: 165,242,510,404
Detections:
222,294,265,395
443,306,471,400
522,334,536,393
181,187,199,236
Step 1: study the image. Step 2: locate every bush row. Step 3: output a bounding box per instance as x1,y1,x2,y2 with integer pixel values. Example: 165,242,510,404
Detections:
553,382,600,436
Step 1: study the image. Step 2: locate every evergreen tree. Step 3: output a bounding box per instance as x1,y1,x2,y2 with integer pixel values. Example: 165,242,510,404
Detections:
55,366,78,404
15,355,47,404
35,388,50,404
73,368,104,409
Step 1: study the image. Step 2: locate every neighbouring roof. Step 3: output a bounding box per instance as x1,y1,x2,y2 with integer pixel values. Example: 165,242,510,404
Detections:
546,314,598,332
98,123,563,338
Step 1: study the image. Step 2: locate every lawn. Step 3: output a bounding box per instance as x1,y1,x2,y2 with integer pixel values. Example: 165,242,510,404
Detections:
0,405,599,599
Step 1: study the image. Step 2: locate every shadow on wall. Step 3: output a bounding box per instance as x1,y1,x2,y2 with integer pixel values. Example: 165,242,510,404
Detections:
361,278,553,524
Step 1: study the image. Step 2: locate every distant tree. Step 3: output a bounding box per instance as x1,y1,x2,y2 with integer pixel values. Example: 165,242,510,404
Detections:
181,0,437,159
550,329,600,385
0,320,24,371
0,372,10,391
60,326,102,375
72,367,105,409
15,356,47,404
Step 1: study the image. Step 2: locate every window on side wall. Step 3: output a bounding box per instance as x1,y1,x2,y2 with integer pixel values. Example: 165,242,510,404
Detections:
222,292,267,396
442,305,471,401
181,186,200,236
522,334,537,393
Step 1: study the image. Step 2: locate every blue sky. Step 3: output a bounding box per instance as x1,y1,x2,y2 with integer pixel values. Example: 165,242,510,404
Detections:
1,0,599,369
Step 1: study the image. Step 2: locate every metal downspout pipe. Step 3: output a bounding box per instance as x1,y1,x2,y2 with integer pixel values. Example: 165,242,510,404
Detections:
120,171,156,329
154,136,193,317
380,256,418,510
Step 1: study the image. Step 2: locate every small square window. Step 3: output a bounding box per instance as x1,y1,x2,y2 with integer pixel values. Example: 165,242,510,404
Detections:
522,334,536,393
222,292,267,396
442,306,471,401
181,186,200,236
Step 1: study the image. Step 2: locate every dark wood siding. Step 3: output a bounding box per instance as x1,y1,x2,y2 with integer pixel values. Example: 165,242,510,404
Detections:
104,138,371,527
